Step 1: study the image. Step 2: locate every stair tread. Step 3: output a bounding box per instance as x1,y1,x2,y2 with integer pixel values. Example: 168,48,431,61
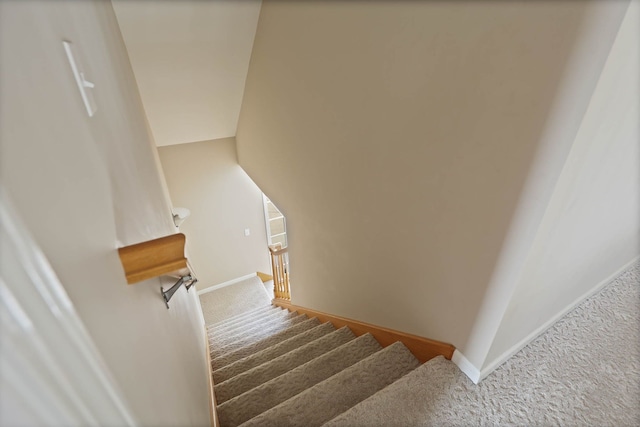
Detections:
208,306,284,337
322,356,455,427
217,333,382,427
213,322,336,384
212,317,322,369
209,307,288,340
215,327,356,404
210,312,301,354
208,310,298,346
207,305,276,330
241,342,421,427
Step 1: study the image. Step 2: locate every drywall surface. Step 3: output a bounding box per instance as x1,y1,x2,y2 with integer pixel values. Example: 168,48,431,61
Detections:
457,0,630,371
485,0,640,370
236,0,626,355
158,138,271,289
0,1,209,426
112,0,262,146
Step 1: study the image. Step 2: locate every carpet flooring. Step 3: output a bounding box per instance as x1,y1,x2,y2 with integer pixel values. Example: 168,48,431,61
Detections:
326,261,640,426
201,261,639,426
199,276,271,325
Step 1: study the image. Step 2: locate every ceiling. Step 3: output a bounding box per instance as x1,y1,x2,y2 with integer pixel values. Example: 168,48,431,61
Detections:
112,0,262,147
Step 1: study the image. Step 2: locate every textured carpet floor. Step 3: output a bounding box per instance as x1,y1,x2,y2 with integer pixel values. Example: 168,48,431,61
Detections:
325,261,640,426
199,276,271,325
203,262,639,426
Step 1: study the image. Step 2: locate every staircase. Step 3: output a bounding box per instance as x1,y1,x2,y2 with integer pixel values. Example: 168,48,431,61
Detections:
207,303,452,427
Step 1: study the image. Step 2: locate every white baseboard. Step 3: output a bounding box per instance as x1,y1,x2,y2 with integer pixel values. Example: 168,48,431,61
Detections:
197,273,258,295
452,350,481,384
479,254,640,381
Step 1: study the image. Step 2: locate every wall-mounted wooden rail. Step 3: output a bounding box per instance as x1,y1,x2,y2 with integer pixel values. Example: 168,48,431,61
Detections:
272,300,456,363
118,233,188,284
269,245,290,300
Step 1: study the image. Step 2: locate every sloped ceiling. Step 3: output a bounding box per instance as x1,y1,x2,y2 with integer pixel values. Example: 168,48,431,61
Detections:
112,0,261,146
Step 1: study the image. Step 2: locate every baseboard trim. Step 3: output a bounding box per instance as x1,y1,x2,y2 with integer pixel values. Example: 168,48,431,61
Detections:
452,350,481,384
479,255,640,381
256,271,273,283
197,273,257,296
272,300,455,363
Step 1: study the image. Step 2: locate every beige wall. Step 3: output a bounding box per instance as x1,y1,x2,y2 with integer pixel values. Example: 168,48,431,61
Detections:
485,0,640,371
0,1,209,425
236,0,626,362
158,138,271,289
112,0,262,146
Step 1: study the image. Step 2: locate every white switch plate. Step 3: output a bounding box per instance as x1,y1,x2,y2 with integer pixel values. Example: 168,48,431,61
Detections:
244,229,251,236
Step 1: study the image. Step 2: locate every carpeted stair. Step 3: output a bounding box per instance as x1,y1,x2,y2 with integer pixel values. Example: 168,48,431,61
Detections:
207,305,429,427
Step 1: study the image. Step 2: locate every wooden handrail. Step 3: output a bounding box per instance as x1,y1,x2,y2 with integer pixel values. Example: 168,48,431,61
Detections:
118,233,188,284
268,246,288,256
272,300,456,363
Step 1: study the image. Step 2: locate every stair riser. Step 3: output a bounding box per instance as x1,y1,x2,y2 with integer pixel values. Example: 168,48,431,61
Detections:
210,310,296,348
210,315,308,358
207,305,276,331
208,307,284,337
241,342,421,427
212,322,336,384
217,334,382,427
215,327,356,404
212,318,322,370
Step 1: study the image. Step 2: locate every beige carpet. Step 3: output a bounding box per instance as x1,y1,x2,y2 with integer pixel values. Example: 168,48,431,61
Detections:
199,276,271,325
207,306,421,427
326,261,640,426
204,262,639,426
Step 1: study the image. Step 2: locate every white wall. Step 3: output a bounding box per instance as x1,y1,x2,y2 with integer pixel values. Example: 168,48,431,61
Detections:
457,1,631,376
236,0,626,363
158,138,271,289
0,1,209,425
112,0,262,146
484,0,640,373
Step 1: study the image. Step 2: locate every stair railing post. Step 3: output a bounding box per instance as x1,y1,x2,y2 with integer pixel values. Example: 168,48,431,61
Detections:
269,244,290,301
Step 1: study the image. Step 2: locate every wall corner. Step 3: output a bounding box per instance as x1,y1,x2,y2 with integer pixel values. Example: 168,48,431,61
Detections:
451,349,481,384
